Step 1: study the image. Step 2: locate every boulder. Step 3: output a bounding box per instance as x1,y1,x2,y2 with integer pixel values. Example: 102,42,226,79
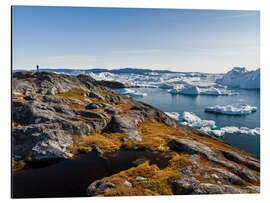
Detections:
88,92,105,101
123,180,132,187
104,115,142,141
173,176,244,194
86,180,115,196
12,123,74,160
104,106,122,114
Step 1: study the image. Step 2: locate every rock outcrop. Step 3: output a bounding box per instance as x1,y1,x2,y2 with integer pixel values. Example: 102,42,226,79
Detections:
12,71,260,196
12,71,177,160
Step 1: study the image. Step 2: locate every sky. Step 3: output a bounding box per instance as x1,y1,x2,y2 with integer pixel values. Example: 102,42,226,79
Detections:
12,6,260,73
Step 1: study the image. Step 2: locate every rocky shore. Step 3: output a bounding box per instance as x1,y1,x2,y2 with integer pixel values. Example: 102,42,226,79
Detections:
12,71,260,196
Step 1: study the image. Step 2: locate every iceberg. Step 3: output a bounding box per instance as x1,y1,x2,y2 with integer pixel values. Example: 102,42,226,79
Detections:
205,104,257,115
216,67,260,89
165,111,260,137
168,86,200,95
126,91,147,98
179,112,216,129
219,126,260,136
158,83,175,89
165,112,180,121
119,88,136,95
116,88,147,98
168,85,236,96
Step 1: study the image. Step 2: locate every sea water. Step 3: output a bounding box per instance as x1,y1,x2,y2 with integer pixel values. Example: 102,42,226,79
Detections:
120,88,260,157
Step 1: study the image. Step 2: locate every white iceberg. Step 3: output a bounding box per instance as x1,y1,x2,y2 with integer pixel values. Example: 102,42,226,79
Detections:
205,104,257,115
126,91,147,98
168,86,200,95
216,67,260,89
165,111,260,137
116,88,147,98
158,83,175,89
219,126,260,136
119,88,136,95
200,87,236,96
169,85,236,96
165,112,180,121
180,112,217,129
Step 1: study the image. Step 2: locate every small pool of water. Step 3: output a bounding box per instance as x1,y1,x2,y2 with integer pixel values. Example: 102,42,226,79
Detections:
12,150,171,198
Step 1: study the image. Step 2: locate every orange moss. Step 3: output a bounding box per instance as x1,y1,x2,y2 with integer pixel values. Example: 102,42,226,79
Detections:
70,131,127,154
102,161,181,196
12,159,27,172
168,152,192,170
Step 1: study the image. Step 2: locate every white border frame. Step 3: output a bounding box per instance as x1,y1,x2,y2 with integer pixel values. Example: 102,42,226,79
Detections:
2,1,269,202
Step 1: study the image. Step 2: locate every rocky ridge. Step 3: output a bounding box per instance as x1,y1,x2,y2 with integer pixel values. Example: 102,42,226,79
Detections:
12,71,260,196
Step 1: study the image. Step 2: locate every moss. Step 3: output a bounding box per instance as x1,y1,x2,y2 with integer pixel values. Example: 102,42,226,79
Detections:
70,131,126,154
55,89,88,100
168,152,192,170
12,159,27,172
99,161,181,196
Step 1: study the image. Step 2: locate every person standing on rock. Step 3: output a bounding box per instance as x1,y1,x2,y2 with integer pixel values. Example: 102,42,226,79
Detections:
36,65,39,73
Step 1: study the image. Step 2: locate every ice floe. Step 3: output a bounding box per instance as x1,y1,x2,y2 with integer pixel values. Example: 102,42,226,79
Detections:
165,112,180,120
205,104,257,115
118,88,147,98
168,85,236,96
165,111,260,136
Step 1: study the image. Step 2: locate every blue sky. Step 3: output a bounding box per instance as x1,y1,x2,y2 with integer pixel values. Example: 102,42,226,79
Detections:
12,6,259,73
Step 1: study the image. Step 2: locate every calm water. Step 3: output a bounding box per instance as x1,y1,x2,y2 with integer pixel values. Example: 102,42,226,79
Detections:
12,150,171,198
126,88,260,157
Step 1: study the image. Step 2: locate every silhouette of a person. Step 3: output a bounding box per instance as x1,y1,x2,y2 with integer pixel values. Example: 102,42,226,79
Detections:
36,65,39,72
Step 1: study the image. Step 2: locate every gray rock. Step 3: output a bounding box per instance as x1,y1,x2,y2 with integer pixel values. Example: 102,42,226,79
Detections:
86,180,115,196
169,139,259,185
85,102,106,110
104,106,122,114
173,176,200,194
189,154,200,163
88,118,107,131
104,115,142,141
123,180,132,187
75,110,105,119
173,176,244,195
213,168,244,186
219,149,245,164
169,139,214,155
136,176,147,181
12,123,74,160
219,149,259,172
83,98,92,103
243,186,260,193
88,92,105,101
193,183,244,194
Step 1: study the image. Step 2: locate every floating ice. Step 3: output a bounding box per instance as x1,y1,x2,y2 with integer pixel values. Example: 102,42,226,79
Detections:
165,112,180,121
165,111,260,136
127,91,147,98
169,86,199,95
119,88,136,95
169,85,236,96
216,67,260,89
116,88,147,98
219,126,260,136
180,112,216,129
158,83,175,89
205,104,257,115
